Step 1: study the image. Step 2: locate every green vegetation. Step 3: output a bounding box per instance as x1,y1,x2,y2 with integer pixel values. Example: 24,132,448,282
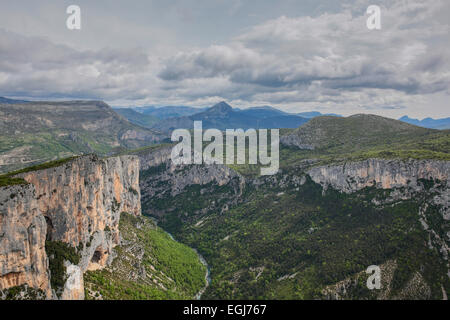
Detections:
118,143,173,156
148,174,449,299
0,156,80,187
230,117,450,177
0,285,45,300
45,241,80,296
285,114,434,150
137,114,449,299
134,113,450,299
0,131,98,174
0,101,161,174
135,115,449,178
10,156,80,175
276,130,450,175
283,116,450,162
143,176,239,234
84,213,206,300
0,175,28,187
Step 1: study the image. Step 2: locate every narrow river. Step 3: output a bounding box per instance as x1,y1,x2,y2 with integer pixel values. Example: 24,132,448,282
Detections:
164,230,211,300
193,249,211,300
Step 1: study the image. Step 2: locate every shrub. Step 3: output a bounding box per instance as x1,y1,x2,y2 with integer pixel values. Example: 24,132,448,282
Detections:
45,241,80,296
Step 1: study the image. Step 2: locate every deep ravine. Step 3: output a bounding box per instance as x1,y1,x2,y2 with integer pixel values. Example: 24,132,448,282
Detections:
164,230,211,300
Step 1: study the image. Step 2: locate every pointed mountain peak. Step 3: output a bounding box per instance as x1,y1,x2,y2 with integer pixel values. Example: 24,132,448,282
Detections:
209,101,233,113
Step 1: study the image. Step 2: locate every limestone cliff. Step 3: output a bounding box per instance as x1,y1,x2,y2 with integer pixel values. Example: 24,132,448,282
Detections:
307,159,449,193
137,146,245,220
0,155,141,299
137,145,244,194
138,145,173,172
0,184,50,297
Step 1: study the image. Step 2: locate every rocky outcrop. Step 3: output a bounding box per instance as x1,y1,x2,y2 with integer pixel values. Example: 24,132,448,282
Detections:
307,159,450,232
138,146,173,171
322,260,398,300
137,145,245,222
0,184,50,297
308,159,450,193
138,146,244,197
17,155,141,249
0,155,141,299
279,134,315,150
141,162,242,199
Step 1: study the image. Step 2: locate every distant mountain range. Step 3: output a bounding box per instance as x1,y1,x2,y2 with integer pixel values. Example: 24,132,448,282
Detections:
131,105,204,119
150,102,310,132
296,111,342,118
0,96,29,104
2,97,449,131
0,98,162,173
399,116,450,130
113,103,348,132
113,108,159,128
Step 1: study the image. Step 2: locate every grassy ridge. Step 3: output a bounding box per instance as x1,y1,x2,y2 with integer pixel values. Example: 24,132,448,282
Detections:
228,117,450,177
0,156,80,187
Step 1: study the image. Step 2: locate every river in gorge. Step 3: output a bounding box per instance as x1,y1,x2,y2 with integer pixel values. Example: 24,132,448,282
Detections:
164,229,211,300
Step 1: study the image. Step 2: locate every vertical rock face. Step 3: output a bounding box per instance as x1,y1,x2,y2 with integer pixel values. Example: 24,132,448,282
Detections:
17,155,141,250
307,159,450,193
0,155,141,299
0,184,50,298
138,145,244,197
138,145,173,171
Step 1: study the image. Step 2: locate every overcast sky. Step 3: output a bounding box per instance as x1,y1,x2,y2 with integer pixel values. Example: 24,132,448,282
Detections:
0,0,449,118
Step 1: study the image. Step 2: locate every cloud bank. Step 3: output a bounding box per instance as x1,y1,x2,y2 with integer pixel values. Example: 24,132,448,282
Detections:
0,0,449,117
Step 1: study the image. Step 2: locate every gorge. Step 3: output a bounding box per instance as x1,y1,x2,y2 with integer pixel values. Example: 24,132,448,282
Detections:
0,111,449,300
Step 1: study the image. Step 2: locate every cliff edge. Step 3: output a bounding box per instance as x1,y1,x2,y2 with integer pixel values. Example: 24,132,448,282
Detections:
0,154,141,299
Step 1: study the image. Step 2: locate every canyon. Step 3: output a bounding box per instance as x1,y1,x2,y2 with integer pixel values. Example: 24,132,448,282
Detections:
135,142,450,299
1,110,449,300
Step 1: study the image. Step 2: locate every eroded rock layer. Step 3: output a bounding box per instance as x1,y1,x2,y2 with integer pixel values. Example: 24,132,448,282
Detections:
308,159,449,193
0,184,50,297
0,155,141,299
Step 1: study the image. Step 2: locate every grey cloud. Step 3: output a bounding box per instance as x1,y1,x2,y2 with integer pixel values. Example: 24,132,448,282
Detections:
157,0,450,104
0,0,449,118
0,29,157,100
159,45,263,81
